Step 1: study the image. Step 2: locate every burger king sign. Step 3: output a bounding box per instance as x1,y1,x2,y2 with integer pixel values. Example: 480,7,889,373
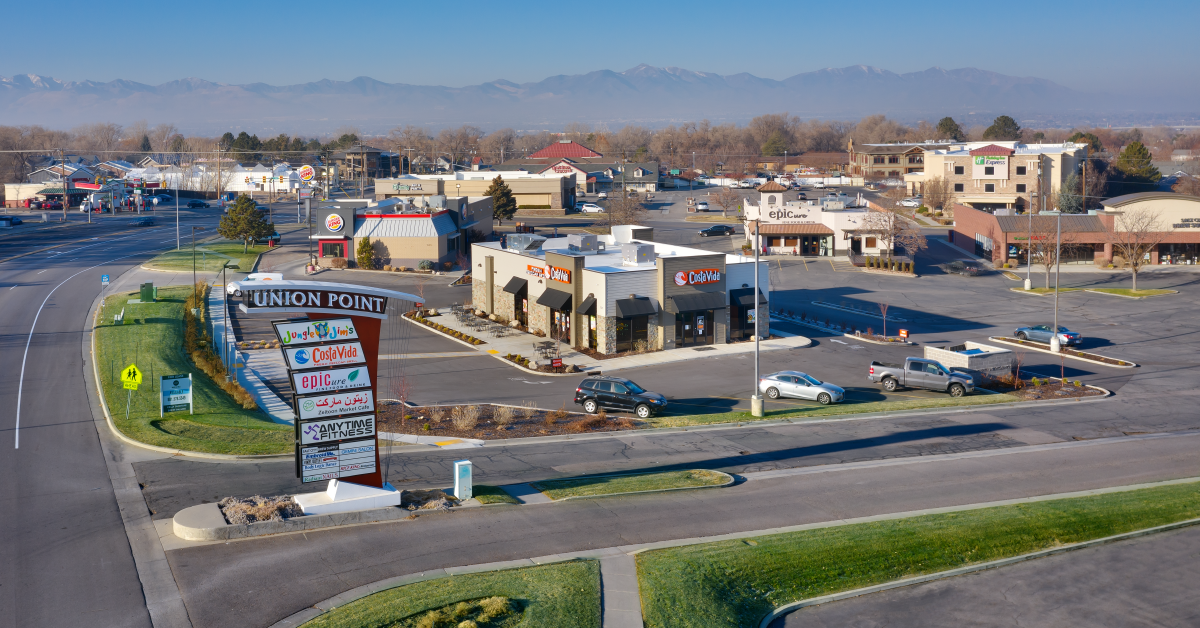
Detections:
325,213,345,233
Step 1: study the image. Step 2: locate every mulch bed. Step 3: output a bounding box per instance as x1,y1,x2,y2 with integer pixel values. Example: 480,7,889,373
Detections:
977,376,1105,400
993,337,1135,367
377,403,643,440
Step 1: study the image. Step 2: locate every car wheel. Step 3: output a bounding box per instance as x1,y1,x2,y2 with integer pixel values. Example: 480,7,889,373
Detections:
583,399,598,414
882,377,898,392
1016,332,1028,340
766,387,780,399
817,393,831,405
635,404,652,419
949,383,965,398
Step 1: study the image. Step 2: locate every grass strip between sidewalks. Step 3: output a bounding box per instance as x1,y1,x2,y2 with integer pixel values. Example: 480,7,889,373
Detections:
635,481,1200,628
1009,287,1082,295
533,470,730,500
473,485,521,505
143,240,269,273
1085,288,1177,298
646,393,1020,428
300,560,600,628
95,286,292,455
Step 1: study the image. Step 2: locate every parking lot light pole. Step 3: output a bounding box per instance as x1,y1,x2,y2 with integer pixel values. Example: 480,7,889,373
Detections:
751,219,764,417
1042,211,1063,353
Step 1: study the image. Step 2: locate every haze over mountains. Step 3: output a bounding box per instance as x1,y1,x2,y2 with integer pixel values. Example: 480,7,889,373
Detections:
0,65,1192,135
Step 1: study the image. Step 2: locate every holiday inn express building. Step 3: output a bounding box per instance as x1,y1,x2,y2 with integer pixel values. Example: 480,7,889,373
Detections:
471,227,769,355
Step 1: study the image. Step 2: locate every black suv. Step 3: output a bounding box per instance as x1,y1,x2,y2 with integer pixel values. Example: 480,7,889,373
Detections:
574,376,667,418
698,225,735,237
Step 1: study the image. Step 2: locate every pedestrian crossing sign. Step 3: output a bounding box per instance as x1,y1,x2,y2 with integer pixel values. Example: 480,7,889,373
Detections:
121,364,143,390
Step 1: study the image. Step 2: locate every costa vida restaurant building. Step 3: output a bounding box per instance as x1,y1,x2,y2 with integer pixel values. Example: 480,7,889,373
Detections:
471,226,769,355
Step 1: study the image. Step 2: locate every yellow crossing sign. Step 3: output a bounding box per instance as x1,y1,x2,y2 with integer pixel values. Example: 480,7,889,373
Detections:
121,364,143,390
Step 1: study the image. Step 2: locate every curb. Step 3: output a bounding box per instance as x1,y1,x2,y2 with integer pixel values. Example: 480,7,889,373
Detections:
173,501,431,542
861,268,919,278
758,517,1200,628
401,314,588,378
773,314,914,346
89,296,293,461
531,470,736,502
811,301,909,322
1083,288,1179,300
987,336,1138,369
1007,287,1080,297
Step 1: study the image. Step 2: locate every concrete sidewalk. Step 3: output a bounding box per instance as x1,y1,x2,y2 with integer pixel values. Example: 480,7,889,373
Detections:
416,310,813,374
208,285,295,424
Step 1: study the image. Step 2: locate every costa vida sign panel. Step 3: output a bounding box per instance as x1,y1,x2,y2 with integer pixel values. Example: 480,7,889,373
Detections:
273,318,358,345
299,414,376,445
674,269,721,286
291,365,371,395
296,390,375,420
283,341,365,370
548,266,571,283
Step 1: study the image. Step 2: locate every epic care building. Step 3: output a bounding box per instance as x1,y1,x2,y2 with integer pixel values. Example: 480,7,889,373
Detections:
471,226,769,355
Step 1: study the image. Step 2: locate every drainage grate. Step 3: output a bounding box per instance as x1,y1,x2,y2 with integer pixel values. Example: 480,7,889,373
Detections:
693,347,717,351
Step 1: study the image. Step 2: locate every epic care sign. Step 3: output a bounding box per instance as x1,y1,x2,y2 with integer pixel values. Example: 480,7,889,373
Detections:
674,269,721,286
291,365,371,395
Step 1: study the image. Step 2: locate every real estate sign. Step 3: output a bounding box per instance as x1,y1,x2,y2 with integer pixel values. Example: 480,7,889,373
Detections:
299,437,377,483
160,373,193,416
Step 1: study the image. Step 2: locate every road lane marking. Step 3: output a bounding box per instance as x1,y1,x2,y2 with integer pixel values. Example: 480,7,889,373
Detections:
8,285,15,290
830,339,847,344
37,269,47,274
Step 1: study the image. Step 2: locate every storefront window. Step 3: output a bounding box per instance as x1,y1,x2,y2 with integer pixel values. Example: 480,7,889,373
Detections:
1159,243,1198,265
674,310,715,347
320,241,345,258
615,315,648,352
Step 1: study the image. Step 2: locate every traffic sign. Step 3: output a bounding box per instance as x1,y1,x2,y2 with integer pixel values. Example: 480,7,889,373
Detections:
899,329,909,339
121,363,143,390
101,274,110,286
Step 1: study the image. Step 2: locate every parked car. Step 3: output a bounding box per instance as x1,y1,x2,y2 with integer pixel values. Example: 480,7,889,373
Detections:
254,231,281,245
578,203,604,213
9,217,22,225
900,198,921,208
1014,325,1081,346
813,182,827,189
797,192,807,200
698,225,735,237
42,201,63,210
133,217,156,226
597,191,608,199
759,371,844,404
574,375,667,418
696,201,709,211
868,358,974,397
186,199,210,208
946,260,987,276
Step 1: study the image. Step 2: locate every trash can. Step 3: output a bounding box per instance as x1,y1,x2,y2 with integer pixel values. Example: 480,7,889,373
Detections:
140,282,156,303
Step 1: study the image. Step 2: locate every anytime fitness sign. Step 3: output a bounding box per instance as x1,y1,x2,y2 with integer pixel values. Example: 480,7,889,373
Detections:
674,269,721,286
243,288,387,315
298,414,376,445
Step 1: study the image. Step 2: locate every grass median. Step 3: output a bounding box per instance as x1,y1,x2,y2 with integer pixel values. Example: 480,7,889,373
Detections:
1085,288,1177,298
95,286,291,455
300,560,600,628
636,481,1200,628
473,485,521,505
533,470,732,500
646,393,1020,428
143,240,268,273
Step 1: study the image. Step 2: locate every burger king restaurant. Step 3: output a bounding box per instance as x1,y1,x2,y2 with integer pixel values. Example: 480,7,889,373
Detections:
471,226,770,355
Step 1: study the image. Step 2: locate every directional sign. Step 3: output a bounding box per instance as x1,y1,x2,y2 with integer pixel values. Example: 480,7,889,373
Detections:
101,274,110,286
121,364,143,390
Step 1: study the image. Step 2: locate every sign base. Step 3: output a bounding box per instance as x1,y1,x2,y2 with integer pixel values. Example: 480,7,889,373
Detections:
294,479,401,515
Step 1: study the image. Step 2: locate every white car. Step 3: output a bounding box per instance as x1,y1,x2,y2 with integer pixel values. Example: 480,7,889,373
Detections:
759,371,845,404
597,191,608,199
578,203,604,213
813,182,826,189
696,201,709,211
900,198,921,208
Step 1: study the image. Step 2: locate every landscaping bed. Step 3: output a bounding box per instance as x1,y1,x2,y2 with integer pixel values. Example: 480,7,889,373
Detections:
95,286,292,455
1008,287,1082,296
218,495,302,525
300,560,600,628
1085,288,1177,298
989,336,1136,367
405,312,487,345
975,374,1106,400
532,470,731,500
143,240,268,273
635,481,1200,628
377,403,641,440
501,352,584,373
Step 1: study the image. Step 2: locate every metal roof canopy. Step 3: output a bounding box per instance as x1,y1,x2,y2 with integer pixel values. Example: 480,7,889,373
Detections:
229,279,422,320
667,292,726,313
535,288,572,311
613,297,656,318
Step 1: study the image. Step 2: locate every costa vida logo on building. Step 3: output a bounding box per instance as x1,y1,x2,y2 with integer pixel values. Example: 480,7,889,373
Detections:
675,269,721,286
548,266,571,283
325,213,344,232
286,342,363,369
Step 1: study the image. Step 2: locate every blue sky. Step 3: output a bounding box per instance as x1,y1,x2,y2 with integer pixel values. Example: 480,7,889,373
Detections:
7,0,1196,95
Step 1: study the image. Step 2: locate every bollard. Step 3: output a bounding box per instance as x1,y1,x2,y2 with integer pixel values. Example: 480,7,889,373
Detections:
453,460,473,501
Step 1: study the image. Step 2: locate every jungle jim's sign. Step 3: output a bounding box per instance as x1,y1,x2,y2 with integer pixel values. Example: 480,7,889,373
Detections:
273,318,359,345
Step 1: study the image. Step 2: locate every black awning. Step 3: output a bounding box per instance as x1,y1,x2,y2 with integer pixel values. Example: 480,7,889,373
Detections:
668,291,726,313
535,288,572,311
502,276,528,294
614,297,657,318
728,288,767,307
578,295,597,316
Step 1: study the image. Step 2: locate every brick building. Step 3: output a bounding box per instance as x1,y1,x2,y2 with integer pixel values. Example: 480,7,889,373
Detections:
908,142,1087,212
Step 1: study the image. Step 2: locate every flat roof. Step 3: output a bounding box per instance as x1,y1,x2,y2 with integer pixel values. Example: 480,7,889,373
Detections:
475,236,756,274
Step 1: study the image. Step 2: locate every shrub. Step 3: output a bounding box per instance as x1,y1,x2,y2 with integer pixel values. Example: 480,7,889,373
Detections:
493,405,514,427
1074,380,1082,387
329,257,348,269
452,405,480,430
418,259,435,271
429,406,447,423
356,236,374,269
443,261,453,271
521,400,537,421
383,264,393,272
398,266,409,272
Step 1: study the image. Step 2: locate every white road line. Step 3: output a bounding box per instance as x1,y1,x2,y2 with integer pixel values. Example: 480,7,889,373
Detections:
14,244,170,449
8,285,15,290
36,269,47,274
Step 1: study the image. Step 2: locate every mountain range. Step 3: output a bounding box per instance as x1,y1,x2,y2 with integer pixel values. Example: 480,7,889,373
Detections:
0,65,1191,135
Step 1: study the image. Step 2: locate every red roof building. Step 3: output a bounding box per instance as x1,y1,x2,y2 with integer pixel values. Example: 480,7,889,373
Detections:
528,141,603,160
968,144,1015,157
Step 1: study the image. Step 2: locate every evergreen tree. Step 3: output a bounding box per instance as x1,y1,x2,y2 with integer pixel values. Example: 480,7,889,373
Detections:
217,195,274,253
1068,132,1103,154
356,235,374,269
139,135,152,152
936,117,965,141
761,131,788,156
1114,141,1160,182
219,132,235,150
485,175,518,220
982,116,1022,141
1031,131,1046,143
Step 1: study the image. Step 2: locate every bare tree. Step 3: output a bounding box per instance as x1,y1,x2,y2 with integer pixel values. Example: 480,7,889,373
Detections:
878,302,890,338
922,176,955,212
604,194,647,232
711,186,742,217
860,206,928,261
1103,208,1171,291
1026,216,1082,288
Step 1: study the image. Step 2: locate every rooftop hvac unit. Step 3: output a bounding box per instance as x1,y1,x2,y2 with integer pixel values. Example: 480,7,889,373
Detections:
506,233,547,252
621,243,656,266
428,195,446,208
567,234,601,254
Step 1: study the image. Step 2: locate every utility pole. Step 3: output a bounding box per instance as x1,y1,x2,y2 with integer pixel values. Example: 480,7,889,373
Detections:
1080,147,1088,212
751,218,763,418
59,148,67,222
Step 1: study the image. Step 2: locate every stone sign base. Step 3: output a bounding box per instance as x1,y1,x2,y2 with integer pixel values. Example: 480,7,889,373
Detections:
294,479,402,515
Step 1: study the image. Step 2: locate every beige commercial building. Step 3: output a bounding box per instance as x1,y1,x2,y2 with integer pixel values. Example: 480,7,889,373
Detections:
906,142,1087,212
375,171,577,216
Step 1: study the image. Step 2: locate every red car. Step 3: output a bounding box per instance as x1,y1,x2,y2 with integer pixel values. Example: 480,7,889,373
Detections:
42,201,64,210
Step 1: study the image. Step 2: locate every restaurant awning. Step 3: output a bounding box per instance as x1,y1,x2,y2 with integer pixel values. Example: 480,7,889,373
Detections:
727,288,767,307
535,288,572,311
667,292,726,313
578,295,597,316
613,297,657,318
502,277,527,294
749,223,835,235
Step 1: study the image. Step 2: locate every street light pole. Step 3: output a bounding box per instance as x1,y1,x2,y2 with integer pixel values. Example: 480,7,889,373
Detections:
751,218,763,418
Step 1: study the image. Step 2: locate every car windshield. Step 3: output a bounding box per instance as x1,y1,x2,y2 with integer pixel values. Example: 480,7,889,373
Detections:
800,374,822,385
1057,327,1070,332
625,381,645,394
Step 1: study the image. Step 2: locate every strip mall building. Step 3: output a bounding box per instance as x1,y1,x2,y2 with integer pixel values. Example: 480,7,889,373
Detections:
471,227,769,355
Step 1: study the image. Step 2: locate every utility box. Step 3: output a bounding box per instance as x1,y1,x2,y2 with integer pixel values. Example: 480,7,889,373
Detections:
621,243,656,266
453,460,473,500
139,282,156,303
567,233,600,254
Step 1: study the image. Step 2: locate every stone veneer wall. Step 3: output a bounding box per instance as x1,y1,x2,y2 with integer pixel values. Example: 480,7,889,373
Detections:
471,280,487,312
528,303,550,336
494,290,515,323
597,316,617,354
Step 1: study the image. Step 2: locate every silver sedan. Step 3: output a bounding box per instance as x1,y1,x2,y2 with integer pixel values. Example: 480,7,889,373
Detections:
759,371,845,404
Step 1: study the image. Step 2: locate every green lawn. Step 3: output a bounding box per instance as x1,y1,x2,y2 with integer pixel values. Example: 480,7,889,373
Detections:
301,560,600,628
646,394,1020,429
636,481,1200,628
474,485,521,505
95,286,292,455
1008,287,1082,296
1085,288,1177,298
143,240,269,273
533,470,731,500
